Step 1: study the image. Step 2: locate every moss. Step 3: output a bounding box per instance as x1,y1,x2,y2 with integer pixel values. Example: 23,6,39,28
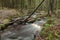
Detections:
3,19,10,24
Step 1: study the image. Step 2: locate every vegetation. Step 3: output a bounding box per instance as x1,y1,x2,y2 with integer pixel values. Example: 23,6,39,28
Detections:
40,24,60,40
0,0,60,40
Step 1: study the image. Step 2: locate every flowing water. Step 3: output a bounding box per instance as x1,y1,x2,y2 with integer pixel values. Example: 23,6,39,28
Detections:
1,19,46,40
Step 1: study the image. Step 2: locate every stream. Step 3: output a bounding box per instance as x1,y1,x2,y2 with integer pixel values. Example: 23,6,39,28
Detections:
1,19,46,40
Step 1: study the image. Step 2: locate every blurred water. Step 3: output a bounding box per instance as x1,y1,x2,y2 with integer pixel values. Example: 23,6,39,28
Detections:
1,19,46,40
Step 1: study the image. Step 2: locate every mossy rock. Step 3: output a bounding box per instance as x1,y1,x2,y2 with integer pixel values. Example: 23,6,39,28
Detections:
3,19,10,24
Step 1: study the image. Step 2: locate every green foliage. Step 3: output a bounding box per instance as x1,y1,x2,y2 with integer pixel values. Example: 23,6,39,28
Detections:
48,32,53,40
43,23,53,28
43,18,54,28
40,21,60,40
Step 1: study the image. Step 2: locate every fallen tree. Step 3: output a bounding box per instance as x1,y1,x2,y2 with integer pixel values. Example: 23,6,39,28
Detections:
0,0,45,31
